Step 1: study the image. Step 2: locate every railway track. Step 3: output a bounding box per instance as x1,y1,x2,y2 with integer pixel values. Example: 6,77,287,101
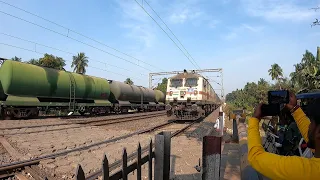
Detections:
1,111,165,130
1,112,133,121
0,111,166,136
0,117,201,179
86,118,202,180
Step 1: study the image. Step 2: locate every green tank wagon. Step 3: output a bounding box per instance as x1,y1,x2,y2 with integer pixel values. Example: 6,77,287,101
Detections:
109,80,146,103
0,60,111,119
155,90,165,103
0,60,166,119
108,80,165,112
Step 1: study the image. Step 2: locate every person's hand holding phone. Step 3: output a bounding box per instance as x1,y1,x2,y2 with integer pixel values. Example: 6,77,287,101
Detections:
285,91,297,111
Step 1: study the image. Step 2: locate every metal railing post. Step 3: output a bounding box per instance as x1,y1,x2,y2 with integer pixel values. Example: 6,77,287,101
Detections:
162,132,171,180
148,140,153,180
75,164,85,180
232,119,239,142
122,148,128,180
102,154,109,180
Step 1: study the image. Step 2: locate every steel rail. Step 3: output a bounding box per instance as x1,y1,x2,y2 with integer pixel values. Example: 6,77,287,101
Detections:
86,119,201,180
1,113,166,136
0,111,165,130
0,120,174,177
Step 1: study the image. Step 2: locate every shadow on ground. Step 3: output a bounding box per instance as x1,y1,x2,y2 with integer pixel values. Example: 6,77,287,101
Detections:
177,110,220,142
220,142,241,180
167,110,241,180
169,154,201,180
169,140,240,180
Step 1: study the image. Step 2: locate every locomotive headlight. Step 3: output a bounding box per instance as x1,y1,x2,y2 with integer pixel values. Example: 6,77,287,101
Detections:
194,90,198,95
169,91,173,96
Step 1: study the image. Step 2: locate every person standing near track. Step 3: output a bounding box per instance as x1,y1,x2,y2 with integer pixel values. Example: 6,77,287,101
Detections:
247,91,320,179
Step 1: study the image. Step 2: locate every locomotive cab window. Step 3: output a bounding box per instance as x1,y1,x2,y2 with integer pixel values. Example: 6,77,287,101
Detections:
170,79,183,87
185,78,198,87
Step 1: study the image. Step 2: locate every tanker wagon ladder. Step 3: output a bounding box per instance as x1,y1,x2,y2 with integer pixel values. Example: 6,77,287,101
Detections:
68,72,76,114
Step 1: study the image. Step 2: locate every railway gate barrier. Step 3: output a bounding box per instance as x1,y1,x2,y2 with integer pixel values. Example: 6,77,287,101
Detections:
74,131,171,180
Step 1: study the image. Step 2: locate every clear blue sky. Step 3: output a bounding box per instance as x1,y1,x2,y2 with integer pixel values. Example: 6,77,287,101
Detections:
0,0,319,97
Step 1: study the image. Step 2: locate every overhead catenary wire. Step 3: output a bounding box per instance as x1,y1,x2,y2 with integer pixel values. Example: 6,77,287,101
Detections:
151,77,162,89
0,0,165,72
133,0,199,69
0,10,154,73
0,42,139,80
0,1,220,89
142,0,201,70
135,0,219,86
0,32,146,77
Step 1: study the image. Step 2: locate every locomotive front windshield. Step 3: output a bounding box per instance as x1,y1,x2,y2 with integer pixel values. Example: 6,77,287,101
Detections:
170,79,183,87
185,78,198,87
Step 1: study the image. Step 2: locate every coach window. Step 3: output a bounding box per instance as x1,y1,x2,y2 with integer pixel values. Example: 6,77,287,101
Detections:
170,79,183,87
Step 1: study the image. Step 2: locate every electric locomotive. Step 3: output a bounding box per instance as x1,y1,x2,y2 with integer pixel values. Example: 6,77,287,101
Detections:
165,69,221,120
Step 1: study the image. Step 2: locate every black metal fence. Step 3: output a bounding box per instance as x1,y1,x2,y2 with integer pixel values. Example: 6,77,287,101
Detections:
73,131,171,180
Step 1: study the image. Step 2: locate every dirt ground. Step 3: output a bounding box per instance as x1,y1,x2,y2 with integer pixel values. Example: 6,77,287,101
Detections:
0,115,170,179
1,110,243,179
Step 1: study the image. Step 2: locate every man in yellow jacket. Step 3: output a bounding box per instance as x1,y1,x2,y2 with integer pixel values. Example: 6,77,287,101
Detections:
248,92,320,179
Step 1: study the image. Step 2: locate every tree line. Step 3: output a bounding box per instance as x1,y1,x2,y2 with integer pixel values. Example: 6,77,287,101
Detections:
225,47,320,114
9,52,89,75
8,54,135,85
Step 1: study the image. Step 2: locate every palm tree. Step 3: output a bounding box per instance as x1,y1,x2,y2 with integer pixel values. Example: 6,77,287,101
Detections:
291,49,320,91
268,63,283,89
258,78,268,86
124,78,134,85
71,52,89,74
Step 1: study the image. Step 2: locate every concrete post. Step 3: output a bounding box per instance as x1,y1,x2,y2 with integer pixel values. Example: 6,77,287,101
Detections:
218,106,224,136
202,136,222,180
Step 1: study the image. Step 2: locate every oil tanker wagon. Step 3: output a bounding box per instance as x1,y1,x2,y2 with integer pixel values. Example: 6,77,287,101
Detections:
0,60,166,119
107,80,165,113
0,60,112,119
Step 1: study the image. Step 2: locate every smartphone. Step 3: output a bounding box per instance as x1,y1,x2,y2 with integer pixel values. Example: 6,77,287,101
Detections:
261,104,280,117
268,90,289,104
